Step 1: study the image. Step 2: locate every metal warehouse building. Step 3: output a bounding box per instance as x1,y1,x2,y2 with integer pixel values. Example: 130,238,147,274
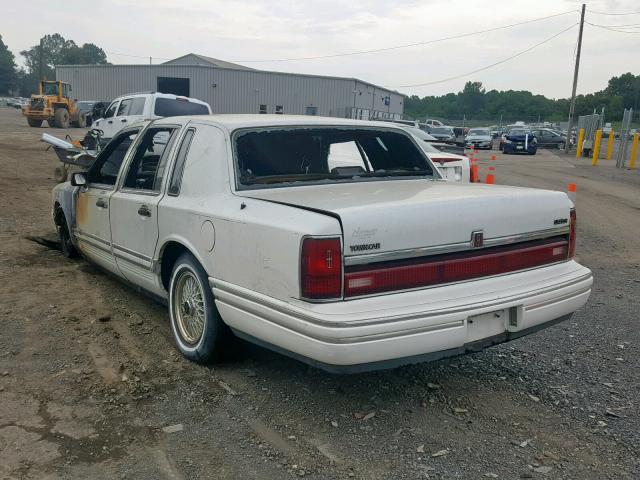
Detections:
56,53,404,120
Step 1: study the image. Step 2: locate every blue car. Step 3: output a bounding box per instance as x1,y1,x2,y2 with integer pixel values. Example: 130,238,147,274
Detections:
501,128,537,155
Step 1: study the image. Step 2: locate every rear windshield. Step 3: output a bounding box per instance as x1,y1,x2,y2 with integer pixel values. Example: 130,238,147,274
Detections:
468,129,490,136
154,98,209,117
234,127,435,189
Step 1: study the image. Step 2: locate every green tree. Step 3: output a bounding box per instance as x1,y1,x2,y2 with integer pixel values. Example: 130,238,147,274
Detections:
606,73,640,110
0,35,17,94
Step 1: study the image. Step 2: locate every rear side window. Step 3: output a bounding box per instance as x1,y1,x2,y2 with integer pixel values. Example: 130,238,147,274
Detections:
129,97,146,115
117,98,132,116
154,98,209,117
168,129,195,195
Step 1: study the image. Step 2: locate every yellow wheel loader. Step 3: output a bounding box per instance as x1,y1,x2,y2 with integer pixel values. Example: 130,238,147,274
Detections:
22,80,86,128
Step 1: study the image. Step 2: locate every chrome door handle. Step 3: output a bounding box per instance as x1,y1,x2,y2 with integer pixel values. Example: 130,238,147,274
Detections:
96,198,108,209
137,205,151,217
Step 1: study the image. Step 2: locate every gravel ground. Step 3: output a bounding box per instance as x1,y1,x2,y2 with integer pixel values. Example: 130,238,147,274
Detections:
0,107,638,479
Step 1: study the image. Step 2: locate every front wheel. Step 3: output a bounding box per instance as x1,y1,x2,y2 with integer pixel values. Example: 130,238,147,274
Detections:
557,142,565,150
58,214,78,258
169,253,228,363
27,118,42,127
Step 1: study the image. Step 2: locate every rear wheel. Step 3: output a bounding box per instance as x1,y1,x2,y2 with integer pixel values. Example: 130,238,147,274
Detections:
557,142,565,150
53,165,68,183
27,118,42,127
54,108,69,128
169,253,229,363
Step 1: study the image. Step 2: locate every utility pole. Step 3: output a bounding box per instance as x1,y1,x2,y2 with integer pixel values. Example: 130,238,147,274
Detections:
38,37,43,81
565,3,586,154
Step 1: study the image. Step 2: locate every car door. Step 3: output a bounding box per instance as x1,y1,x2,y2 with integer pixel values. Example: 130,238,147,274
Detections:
109,125,179,294
93,100,120,140
75,128,141,275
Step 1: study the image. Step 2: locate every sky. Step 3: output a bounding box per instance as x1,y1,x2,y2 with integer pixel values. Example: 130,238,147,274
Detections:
2,0,639,99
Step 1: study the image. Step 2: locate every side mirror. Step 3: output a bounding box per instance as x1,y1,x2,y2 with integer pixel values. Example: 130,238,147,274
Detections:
71,172,87,187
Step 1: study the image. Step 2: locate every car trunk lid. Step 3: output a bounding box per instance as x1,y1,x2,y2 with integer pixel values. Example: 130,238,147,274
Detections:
239,180,571,259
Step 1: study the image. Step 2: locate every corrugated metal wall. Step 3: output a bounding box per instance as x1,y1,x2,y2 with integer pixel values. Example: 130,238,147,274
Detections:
56,65,404,119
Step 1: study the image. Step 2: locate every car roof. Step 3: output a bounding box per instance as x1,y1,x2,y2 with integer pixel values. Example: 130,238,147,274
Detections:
152,114,411,132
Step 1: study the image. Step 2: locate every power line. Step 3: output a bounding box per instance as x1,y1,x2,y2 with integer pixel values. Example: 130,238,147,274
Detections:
384,23,577,88
588,10,640,16
105,51,171,60
230,10,578,63
585,21,640,33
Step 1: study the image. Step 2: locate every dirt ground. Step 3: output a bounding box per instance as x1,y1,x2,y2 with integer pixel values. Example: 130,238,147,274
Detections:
1,106,639,480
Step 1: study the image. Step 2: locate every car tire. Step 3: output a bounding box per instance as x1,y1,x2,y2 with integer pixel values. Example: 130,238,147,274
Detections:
529,149,537,156
54,165,68,183
557,142,565,150
54,108,69,128
27,118,42,127
58,215,78,258
74,111,87,128
169,253,229,363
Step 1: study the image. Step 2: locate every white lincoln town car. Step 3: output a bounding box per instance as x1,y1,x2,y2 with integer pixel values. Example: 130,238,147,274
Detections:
52,115,592,372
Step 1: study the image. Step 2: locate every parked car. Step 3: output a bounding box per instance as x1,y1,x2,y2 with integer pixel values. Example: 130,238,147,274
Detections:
425,119,444,128
531,128,567,149
75,100,109,126
399,126,470,182
428,126,456,143
465,128,493,150
502,128,537,155
52,115,591,372
92,92,211,143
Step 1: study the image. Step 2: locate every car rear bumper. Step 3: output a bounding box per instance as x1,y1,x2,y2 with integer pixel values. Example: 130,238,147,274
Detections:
503,143,536,154
211,261,592,372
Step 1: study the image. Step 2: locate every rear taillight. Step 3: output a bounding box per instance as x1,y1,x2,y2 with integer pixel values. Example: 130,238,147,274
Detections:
568,208,576,258
344,239,568,297
300,237,342,300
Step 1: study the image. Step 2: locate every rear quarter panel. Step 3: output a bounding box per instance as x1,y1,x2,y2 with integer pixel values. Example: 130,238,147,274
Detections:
156,123,341,301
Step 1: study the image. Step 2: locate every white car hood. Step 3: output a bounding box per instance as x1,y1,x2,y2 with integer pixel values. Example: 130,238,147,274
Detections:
238,181,571,257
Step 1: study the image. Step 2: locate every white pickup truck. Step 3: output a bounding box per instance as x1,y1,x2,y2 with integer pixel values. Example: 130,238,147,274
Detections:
52,115,592,372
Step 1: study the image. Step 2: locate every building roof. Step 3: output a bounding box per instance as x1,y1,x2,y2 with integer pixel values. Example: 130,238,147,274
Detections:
162,53,255,71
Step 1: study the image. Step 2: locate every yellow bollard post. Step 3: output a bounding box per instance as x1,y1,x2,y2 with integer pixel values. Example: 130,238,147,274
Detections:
630,132,639,169
606,129,614,160
576,128,585,158
592,129,602,166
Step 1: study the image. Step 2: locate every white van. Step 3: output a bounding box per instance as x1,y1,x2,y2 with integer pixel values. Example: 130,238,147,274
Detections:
92,92,211,142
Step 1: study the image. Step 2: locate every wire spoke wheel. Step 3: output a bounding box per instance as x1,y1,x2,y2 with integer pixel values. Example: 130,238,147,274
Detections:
173,271,206,345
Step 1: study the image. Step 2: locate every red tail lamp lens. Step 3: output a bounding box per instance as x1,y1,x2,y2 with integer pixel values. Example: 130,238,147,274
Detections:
568,208,576,258
301,237,342,299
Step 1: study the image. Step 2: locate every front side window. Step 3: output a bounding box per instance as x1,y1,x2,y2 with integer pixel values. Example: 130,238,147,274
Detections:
235,127,434,189
104,101,118,118
122,127,177,192
87,129,140,186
